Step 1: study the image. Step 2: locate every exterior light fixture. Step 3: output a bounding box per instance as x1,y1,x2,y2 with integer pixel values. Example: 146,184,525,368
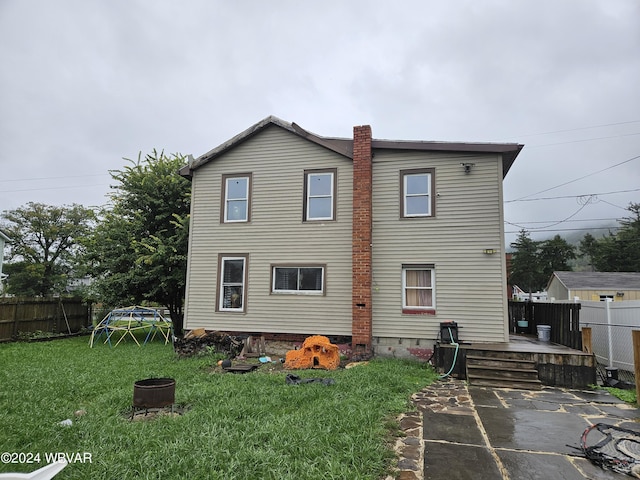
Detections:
483,248,497,254
461,163,475,173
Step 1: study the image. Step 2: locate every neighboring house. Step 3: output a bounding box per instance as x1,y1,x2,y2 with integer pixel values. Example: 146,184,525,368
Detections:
0,230,9,291
179,116,523,357
512,285,548,302
547,271,640,302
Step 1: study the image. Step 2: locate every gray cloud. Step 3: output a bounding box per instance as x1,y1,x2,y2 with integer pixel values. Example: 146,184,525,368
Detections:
1,0,638,245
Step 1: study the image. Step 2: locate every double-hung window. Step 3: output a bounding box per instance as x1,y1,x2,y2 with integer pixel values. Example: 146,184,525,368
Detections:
272,266,325,294
401,168,435,218
304,169,336,221
222,174,251,223
218,255,248,312
402,265,435,312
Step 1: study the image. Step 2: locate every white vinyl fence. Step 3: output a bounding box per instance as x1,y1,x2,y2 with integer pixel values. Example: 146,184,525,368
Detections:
579,300,640,378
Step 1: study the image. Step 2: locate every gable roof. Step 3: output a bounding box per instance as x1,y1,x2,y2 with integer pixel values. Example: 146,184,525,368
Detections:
179,116,523,179
550,271,640,291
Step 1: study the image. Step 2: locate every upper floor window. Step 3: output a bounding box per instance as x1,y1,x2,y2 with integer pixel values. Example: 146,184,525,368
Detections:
304,169,336,221
222,174,251,223
401,168,435,218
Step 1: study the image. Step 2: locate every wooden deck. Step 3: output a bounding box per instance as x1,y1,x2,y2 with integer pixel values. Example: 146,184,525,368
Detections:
435,334,596,388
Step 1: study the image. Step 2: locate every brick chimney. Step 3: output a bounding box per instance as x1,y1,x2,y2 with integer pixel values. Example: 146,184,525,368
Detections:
352,125,373,354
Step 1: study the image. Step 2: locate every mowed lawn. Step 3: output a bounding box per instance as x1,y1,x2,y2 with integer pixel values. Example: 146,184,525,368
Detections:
0,336,436,479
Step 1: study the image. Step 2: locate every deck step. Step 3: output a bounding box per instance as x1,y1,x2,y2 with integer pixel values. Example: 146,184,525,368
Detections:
466,355,535,370
466,354,541,390
468,376,543,390
467,364,539,381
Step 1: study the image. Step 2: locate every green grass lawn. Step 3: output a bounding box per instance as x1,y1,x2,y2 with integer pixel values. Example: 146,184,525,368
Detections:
0,336,436,479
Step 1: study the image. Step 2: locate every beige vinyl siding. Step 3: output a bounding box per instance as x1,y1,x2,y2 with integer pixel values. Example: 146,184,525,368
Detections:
573,290,640,301
371,150,508,343
184,125,353,335
547,278,569,301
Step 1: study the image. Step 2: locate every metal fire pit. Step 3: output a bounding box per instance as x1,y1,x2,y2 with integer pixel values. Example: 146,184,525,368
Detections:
133,378,176,409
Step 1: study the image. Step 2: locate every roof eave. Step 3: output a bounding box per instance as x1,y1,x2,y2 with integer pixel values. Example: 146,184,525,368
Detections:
179,116,353,179
371,139,524,178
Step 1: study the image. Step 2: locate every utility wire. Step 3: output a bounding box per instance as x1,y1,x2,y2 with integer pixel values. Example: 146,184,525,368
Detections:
506,217,621,225
1,184,106,193
507,154,640,202
505,187,640,203
506,200,593,230
496,120,640,141
526,132,640,148
0,173,109,183
505,226,621,234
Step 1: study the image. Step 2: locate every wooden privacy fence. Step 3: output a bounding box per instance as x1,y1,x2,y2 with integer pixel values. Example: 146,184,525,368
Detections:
0,297,90,341
508,300,582,350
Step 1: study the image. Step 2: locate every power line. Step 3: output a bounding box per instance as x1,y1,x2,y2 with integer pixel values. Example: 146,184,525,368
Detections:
506,200,594,231
0,173,109,183
1,184,107,193
496,120,640,141
505,217,621,225
527,132,640,148
505,187,640,203
507,154,640,202
505,226,620,234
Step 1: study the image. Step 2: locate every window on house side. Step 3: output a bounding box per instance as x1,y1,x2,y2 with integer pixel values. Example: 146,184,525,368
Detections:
219,256,247,311
402,267,435,310
401,169,434,218
304,170,335,221
223,174,251,223
272,266,324,294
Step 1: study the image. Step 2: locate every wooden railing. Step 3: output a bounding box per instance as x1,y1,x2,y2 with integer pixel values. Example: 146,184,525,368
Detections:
508,300,582,350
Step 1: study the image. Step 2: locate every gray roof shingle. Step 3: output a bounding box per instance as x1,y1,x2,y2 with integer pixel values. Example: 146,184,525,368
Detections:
552,271,640,290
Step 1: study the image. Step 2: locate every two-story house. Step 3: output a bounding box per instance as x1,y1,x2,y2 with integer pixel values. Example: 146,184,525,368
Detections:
0,230,9,288
179,116,523,358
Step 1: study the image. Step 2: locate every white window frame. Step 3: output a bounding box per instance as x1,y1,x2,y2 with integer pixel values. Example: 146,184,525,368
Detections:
402,266,435,310
271,266,325,295
401,169,434,218
223,174,250,223
218,255,247,312
305,170,335,221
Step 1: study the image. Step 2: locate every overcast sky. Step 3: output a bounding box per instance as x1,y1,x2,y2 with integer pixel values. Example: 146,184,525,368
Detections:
1,0,638,247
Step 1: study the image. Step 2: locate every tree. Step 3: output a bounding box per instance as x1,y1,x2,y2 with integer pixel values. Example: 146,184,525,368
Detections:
580,203,640,272
578,233,598,270
510,228,581,294
509,229,544,292
0,203,96,296
538,234,576,280
86,150,190,335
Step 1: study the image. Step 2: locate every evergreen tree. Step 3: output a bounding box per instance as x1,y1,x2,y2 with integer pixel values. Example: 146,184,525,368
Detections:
509,229,545,292
538,234,576,280
579,203,640,272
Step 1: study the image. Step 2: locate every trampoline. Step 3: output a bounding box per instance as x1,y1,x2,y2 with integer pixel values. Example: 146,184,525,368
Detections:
89,306,173,348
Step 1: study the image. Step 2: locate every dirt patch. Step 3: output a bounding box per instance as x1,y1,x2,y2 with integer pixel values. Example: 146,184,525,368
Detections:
127,404,190,421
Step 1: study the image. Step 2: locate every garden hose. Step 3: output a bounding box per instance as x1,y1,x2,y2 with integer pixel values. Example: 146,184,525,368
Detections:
439,327,459,379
